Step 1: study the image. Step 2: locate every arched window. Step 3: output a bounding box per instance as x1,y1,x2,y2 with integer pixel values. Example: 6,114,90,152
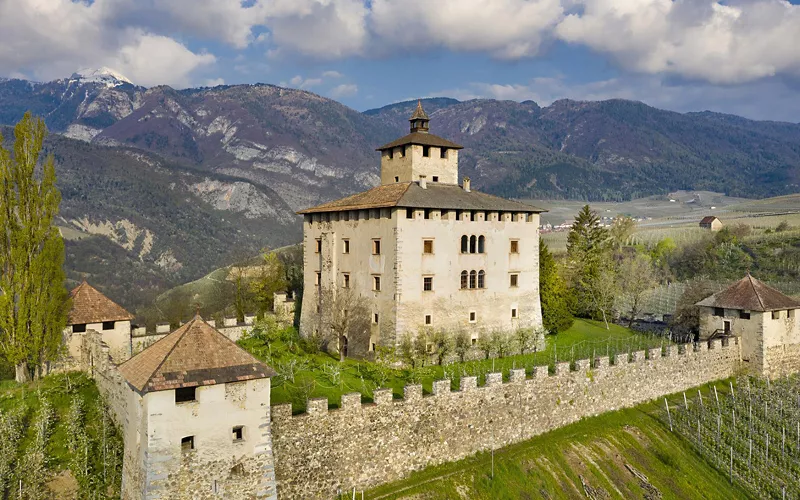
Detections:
478,235,485,253
469,270,477,289
469,235,477,254
460,271,468,289
478,270,485,289
461,235,468,253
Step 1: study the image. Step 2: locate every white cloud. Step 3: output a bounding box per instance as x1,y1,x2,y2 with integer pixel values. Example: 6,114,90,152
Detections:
113,32,216,88
204,78,226,87
322,70,344,78
329,83,358,98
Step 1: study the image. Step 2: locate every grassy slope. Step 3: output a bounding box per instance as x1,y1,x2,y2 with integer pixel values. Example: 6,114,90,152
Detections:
240,319,665,413
366,388,753,500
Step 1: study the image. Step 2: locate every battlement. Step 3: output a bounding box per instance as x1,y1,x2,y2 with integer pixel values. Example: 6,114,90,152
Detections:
272,339,735,423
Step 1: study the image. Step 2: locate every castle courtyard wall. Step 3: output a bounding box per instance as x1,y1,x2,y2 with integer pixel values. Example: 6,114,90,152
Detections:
271,339,740,498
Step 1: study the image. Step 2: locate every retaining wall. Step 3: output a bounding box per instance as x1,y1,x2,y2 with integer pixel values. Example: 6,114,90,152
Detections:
271,339,741,498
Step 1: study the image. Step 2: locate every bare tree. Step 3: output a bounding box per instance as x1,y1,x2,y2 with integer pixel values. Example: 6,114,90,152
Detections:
453,329,472,363
583,256,619,330
477,331,493,360
619,253,658,327
317,286,371,361
431,329,454,366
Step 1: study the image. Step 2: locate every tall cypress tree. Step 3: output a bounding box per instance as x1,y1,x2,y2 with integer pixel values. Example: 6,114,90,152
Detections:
566,205,610,318
539,239,573,333
0,113,69,382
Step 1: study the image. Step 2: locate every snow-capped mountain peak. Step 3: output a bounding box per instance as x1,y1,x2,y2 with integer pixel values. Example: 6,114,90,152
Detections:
71,67,133,87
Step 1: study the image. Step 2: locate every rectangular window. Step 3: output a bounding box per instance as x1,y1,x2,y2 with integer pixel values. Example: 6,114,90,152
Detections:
424,209,431,220
406,208,414,219
343,239,350,254
423,145,430,157
425,314,432,325
175,387,196,404
739,310,750,320
73,324,87,333
394,176,399,182
440,148,448,159
773,310,781,320
342,273,350,289
315,238,322,253
373,276,381,291
510,274,519,288
511,308,518,319
471,338,477,345
315,272,321,286
232,426,244,442
714,307,725,317
423,239,434,254
181,436,195,453
432,176,439,182
469,311,477,323
372,239,381,255
373,313,379,324
423,276,433,291
102,321,115,330
510,240,519,253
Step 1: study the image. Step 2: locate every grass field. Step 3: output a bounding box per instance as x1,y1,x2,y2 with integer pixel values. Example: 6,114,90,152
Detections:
365,382,752,500
240,319,667,413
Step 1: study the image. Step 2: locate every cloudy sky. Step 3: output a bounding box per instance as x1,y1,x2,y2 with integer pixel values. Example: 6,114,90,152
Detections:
2,0,800,121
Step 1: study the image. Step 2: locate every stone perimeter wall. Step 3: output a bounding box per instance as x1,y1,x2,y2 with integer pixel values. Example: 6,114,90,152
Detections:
271,338,741,499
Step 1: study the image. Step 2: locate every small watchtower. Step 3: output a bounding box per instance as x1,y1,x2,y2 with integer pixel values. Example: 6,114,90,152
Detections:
377,100,463,185
65,281,134,363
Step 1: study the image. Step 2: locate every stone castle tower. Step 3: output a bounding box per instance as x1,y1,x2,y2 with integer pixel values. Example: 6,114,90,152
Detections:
298,101,546,354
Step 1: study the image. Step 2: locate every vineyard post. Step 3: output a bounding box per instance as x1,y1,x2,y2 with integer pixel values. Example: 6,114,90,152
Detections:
714,385,720,414
665,398,672,431
730,381,735,401
782,426,785,457
683,392,688,410
732,407,735,432
698,390,704,409
748,438,752,470
717,414,721,447
729,446,733,484
766,433,770,463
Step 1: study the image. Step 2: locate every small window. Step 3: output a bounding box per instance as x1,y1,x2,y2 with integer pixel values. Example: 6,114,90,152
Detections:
478,270,485,289
373,276,381,291
232,426,244,442
423,276,433,291
772,310,781,320
423,145,430,157
425,314,432,325
440,148,448,159
394,176,399,182
175,387,196,404
471,338,477,345
315,272,321,286
373,313,379,324
510,274,519,288
478,235,485,253
423,239,434,254
510,240,519,253
469,235,477,254
372,239,381,255
343,273,350,288
460,271,468,289
461,235,468,253
739,310,750,320
432,176,439,182
343,239,350,254
714,307,725,317
469,270,477,289
424,209,431,220
389,149,394,159
315,239,322,253
469,311,477,323
511,308,518,319
407,208,414,219
73,324,87,333
102,321,115,331
181,436,195,453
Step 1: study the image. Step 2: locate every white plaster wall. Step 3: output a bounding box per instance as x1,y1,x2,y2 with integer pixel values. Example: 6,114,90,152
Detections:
65,320,131,363
396,210,542,337
380,145,459,184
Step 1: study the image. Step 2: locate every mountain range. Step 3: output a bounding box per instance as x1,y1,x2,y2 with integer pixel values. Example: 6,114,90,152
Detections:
1,69,799,312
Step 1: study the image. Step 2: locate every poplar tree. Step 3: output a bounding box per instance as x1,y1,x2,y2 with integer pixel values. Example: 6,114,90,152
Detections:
539,240,573,333
0,113,69,382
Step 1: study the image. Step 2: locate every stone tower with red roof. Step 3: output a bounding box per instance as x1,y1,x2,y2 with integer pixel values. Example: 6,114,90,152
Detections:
65,281,135,363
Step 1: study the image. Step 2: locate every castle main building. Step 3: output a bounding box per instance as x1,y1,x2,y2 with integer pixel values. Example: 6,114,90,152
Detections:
299,102,545,353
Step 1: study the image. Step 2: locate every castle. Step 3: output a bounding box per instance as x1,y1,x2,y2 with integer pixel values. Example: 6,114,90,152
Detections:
299,102,545,353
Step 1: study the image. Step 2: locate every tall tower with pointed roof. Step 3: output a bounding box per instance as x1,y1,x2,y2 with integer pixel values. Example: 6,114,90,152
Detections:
377,101,463,185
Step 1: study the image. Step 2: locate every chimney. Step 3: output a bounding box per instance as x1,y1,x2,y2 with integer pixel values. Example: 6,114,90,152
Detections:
462,177,471,192
419,175,427,189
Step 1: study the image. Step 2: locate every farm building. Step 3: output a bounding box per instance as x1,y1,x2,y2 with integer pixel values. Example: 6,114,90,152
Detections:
699,216,723,231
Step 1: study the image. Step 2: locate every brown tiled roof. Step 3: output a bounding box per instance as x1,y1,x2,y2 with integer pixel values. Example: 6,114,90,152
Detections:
118,315,274,394
696,274,800,312
410,100,429,120
700,216,719,224
298,182,546,214
376,132,463,151
68,281,134,325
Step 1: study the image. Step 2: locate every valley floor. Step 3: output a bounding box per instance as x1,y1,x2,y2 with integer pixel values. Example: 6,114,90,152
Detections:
364,386,752,500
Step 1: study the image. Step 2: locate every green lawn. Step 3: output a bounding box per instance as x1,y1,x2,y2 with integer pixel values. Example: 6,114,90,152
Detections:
240,319,668,413
364,383,753,500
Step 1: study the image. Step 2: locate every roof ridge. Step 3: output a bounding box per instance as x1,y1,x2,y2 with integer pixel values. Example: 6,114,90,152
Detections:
210,318,267,366
144,318,195,387
748,274,766,311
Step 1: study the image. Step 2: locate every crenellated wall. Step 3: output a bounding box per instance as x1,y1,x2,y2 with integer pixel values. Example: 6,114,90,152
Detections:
271,338,741,498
